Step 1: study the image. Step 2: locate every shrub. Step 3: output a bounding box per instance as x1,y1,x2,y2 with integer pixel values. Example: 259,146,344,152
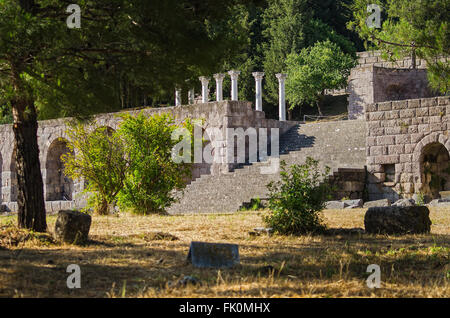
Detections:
263,157,333,235
62,124,128,215
117,113,191,214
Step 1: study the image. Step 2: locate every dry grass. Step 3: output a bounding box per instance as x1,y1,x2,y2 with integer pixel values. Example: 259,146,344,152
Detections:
0,207,449,298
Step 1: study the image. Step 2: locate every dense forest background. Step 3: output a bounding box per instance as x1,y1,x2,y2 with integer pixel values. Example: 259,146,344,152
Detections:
0,0,366,124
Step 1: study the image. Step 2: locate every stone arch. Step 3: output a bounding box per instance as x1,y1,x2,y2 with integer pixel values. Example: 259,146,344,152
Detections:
45,138,74,201
413,133,450,198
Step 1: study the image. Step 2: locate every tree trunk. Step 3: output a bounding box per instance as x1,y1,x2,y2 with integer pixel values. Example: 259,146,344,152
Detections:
12,100,47,232
97,198,109,215
316,98,323,117
287,109,293,121
11,64,46,232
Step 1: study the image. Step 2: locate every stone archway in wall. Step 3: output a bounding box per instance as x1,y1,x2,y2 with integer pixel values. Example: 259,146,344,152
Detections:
45,138,74,201
419,142,450,198
413,133,450,199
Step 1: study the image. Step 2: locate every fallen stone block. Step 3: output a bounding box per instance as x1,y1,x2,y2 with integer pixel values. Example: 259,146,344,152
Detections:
343,199,363,207
54,210,92,244
326,201,348,210
364,206,431,234
392,198,416,207
363,199,391,208
187,241,239,269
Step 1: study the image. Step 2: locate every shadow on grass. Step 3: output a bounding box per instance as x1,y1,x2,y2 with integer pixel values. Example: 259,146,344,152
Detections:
0,232,448,297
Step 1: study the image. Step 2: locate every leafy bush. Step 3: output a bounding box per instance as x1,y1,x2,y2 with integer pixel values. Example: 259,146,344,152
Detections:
263,157,333,235
117,113,191,214
62,124,128,215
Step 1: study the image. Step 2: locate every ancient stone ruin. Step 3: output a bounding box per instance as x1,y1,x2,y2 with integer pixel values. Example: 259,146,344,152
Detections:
0,51,448,214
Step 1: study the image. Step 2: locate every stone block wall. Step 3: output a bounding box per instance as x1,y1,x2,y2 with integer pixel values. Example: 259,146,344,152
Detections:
356,51,430,69
0,100,296,213
328,168,366,200
365,96,450,201
349,66,434,120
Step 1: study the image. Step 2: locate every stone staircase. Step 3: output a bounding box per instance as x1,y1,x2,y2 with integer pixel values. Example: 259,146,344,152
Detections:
168,120,367,214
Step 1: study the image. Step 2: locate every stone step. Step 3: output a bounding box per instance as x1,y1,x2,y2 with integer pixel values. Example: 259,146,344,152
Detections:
168,120,367,214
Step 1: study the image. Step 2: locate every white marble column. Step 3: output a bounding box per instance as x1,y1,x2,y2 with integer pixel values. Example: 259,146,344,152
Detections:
252,72,265,111
175,88,182,106
228,70,241,101
199,76,210,103
213,73,226,101
188,89,195,105
276,73,287,121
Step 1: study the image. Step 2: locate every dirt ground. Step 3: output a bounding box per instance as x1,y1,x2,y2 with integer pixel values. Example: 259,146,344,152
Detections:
0,207,448,298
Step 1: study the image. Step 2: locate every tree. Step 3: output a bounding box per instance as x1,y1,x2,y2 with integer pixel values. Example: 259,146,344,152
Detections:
348,0,450,93
117,113,191,215
261,0,311,107
0,0,251,231
62,124,128,215
260,0,357,117
285,40,357,115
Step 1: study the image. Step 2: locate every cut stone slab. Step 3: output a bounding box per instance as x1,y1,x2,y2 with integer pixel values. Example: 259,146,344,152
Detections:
187,242,239,269
392,198,416,207
345,204,360,209
343,199,363,207
364,206,431,234
363,199,391,208
326,201,348,210
54,210,92,244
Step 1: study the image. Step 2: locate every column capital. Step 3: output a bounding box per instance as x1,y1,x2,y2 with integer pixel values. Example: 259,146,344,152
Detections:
199,76,210,84
228,70,241,80
252,72,265,80
213,73,226,81
276,73,287,81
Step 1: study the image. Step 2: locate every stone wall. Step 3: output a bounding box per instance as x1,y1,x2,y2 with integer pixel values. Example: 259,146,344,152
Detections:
349,66,434,120
365,96,450,201
328,168,366,200
356,51,430,69
0,101,296,213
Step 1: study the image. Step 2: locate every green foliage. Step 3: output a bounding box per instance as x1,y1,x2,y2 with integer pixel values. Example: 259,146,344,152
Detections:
240,197,265,211
117,113,191,215
62,124,128,215
63,113,193,215
263,158,333,235
261,0,357,113
0,0,251,120
261,0,312,106
285,40,357,114
348,0,450,93
415,192,425,206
